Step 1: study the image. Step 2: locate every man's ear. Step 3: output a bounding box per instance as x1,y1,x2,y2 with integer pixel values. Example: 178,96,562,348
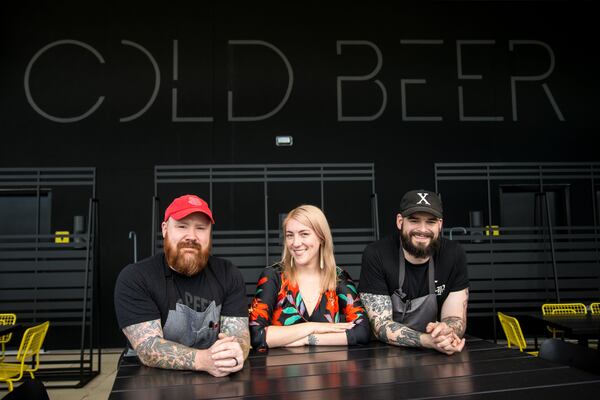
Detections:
396,214,403,230
161,220,168,238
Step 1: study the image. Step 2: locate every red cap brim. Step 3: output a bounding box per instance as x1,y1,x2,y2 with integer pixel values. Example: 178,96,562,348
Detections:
168,208,215,224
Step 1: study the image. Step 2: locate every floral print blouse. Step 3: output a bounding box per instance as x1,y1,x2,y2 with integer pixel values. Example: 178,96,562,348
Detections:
249,265,371,350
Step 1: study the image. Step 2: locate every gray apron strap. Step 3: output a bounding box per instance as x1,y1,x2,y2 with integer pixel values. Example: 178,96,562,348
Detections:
397,244,435,299
391,238,438,332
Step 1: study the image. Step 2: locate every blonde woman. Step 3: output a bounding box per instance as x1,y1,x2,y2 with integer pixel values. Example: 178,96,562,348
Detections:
249,205,370,349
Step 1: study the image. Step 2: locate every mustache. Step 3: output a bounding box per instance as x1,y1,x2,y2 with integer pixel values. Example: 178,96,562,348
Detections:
177,241,202,250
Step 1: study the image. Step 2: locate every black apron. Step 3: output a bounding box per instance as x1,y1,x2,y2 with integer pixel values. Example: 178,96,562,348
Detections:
391,242,438,332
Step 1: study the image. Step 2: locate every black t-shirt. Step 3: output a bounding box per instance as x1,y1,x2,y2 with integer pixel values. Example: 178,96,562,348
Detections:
114,252,248,330
359,233,469,314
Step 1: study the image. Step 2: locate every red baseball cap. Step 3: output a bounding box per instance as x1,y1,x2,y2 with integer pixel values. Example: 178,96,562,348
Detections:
163,194,215,224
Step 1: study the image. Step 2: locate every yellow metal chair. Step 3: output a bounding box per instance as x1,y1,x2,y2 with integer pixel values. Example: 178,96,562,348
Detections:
497,312,538,356
590,302,600,315
541,303,587,338
542,303,587,316
0,321,49,392
0,313,17,362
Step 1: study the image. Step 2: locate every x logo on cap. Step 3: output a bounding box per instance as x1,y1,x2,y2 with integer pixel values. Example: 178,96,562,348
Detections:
416,192,430,205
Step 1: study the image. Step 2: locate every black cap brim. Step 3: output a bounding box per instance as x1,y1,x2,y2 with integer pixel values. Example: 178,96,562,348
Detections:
401,206,442,219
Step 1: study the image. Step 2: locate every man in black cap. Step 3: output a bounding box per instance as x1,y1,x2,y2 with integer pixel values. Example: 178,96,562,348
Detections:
359,190,469,354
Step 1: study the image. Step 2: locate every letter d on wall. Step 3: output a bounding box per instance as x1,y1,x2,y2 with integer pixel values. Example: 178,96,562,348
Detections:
227,40,294,122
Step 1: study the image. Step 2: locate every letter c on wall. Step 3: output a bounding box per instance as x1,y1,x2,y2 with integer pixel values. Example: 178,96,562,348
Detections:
24,39,105,123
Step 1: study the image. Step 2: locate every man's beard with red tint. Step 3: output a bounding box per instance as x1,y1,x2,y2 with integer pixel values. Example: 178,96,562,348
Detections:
400,228,440,259
164,234,211,277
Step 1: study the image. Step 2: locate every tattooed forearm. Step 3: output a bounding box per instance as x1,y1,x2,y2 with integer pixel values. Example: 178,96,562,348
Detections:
123,319,163,349
442,316,466,338
123,320,197,370
361,293,391,316
137,336,197,370
361,293,423,348
307,334,318,346
441,288,468,338
220,316,251,358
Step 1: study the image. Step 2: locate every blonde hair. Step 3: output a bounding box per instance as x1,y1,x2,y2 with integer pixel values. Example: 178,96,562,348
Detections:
280,204,337,292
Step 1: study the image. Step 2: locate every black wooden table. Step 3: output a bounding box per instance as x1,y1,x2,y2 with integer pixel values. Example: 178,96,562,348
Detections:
540,315,600,339
109,337,600,399
522,314,600,346
0,324,21,336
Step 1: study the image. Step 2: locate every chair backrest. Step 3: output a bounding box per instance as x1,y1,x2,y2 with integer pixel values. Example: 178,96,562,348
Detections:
0,313,17,344
590,302,600,315
542,303,587,315
539,338,600,375
497,312,527,351
16,321,50,371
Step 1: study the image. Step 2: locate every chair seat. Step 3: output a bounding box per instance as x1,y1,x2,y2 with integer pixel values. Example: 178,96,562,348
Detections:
0,363,24,379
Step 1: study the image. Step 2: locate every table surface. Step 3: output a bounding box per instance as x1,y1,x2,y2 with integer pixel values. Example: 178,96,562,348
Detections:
109,337,600,400
0,324,21,336
529,314,600,339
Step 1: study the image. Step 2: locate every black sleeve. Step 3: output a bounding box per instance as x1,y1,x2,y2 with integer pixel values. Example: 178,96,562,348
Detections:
448,242,469,292
114,264,161,330
249,267,281,350
337,269,371,346
358,244,390,295
220,261,249,318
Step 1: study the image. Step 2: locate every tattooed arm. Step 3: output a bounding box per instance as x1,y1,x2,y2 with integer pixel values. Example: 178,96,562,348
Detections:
220,316,251,359
361,292,465,355
360,293,422,347
123,319,241,376
439,288,469,338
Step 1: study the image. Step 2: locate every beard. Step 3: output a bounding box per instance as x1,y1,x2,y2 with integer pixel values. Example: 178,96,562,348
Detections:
400,228,440,259
164,234,211,277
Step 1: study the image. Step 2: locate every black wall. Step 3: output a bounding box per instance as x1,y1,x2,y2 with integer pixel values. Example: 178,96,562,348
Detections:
1,1,597,347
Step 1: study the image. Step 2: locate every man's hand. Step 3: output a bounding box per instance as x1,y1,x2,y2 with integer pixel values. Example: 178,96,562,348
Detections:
198,334,243,377
422,322,465,355
211,334,244,374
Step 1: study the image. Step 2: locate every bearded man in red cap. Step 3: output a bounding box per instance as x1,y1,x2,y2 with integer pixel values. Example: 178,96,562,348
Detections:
114,195,249,377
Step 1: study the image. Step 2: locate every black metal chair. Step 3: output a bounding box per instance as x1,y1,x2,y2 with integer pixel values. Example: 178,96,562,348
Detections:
538,338,600,375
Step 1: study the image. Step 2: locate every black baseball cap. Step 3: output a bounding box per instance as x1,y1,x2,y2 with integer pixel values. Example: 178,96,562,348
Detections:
399,189,443,219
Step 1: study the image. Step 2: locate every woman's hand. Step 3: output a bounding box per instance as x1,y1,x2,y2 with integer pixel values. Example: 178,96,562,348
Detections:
309,321,354,334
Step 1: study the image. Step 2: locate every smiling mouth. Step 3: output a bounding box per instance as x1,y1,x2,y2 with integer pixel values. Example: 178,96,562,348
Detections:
411,233,433,242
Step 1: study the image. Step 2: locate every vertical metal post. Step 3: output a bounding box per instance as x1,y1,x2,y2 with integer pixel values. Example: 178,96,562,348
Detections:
371,194,380,241
372,166,379,240
590,165,600,291
264,168,269,267
543,193,561,302
93,199,101,375
320,166,325,211
34,170,41,323
486,166,498,343
151,197,158,255
80,197,94,381
209,167,213,211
